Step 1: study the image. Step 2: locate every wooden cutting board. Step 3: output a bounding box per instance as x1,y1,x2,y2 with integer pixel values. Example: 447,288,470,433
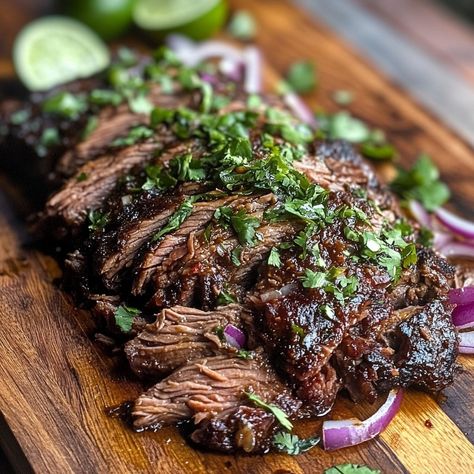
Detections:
0,0,473,472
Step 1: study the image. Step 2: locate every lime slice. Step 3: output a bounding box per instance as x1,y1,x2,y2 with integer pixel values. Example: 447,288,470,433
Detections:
13,16,110,91
133,0,228,40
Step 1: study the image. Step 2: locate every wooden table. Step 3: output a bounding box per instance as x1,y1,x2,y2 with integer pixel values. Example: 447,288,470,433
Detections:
0,0,473,473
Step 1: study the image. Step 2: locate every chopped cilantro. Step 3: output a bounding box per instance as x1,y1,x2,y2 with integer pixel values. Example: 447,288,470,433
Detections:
332,89,354,105
324,464,380,474
327,111,370,143
217,289,237,305
237,349,254,359
88,210,109,232
76,172,88,182
285,61,317,94
245,392,293,431
81,116,99,140
128,94,153,115
291,323,305,339
42,92,87,119
152,196,197,241
390,154,450,211
170,153,206,181
114,305,141,333
40,127,60,147
228,10,257,41
9,109,30,125
273,431,320,455
89,89,122,106
142,164,177,191
231,246,243,266
111,126,154,147
268,247,282,268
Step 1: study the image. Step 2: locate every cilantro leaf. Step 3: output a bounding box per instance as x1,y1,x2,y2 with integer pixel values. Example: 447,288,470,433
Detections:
111,126,154,147
273,431,320,455
88,210,109,232
128,94,154,115
324,464,380,474
170,153,206,182
217,289,237,305
153,196,197,241
142,164,177,191
246,392,293,430
42,92,87,119
224,209,260,247
228,10,257,40
390,154,450,211
114,305,141,333
285,61,316,94
268,247,282,268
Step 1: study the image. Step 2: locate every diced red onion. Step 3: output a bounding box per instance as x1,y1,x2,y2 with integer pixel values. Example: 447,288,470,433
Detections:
243,46,261,93
224,324,246,349
439,241,474,259
452,303,474,329
449,287,474,306
166,34,195,54
459,331,474,354
435,207,474,240
322,389,403,450
409,200,432,228
283,92,317,127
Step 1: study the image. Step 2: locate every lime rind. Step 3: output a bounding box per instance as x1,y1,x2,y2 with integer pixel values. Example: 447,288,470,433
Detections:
13,16,110,91
134,0,219,30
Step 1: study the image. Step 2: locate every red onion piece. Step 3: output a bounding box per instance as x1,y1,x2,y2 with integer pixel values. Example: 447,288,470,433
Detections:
224,324,246,349
409,200,432,228
283,92,317,127
439,241,474,259
259,283,298,303
452,303,474,329
459,331,474,354
449,287,474,306
243,46,261,93
433,231,452,251
322,389,403,450
435,207,474,240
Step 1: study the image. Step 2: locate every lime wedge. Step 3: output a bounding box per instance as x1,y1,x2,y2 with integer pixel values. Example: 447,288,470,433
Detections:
133,0,228,40
13,16,110,91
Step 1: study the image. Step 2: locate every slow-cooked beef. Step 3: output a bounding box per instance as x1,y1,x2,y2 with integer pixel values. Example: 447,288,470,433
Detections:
0,47,460,455
125,304,246,378
132,353,301,436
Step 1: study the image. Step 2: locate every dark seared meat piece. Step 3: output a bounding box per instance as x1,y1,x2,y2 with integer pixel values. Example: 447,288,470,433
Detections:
190,406,278,454
132,353,301,432
125,304,245,378
334,299,458,402
389,248,455,308
131,193,242,296
92,182,207,290
39,141,159,237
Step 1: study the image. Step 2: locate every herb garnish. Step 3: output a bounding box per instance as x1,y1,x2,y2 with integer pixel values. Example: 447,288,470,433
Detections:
245,392,293,430
268,247,282,268
114,305,141,333
216,289,237,305
285,61,317,94
273,432,320,455
228,10,257,41
111,126,154,147
88,210,109,232
324,464,380,474
42,91,87,119
152,196,197,241
390,154,450,211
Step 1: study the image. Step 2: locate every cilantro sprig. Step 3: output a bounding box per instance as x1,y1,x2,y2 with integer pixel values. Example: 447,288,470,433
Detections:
245,392,293,431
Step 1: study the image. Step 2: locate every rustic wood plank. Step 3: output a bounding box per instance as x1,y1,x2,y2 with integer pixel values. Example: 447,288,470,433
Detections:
0,0,473,472
295,0,474,148
356,0,474,86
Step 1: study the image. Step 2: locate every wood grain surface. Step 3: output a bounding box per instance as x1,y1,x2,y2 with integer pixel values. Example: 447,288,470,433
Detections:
0,0,473,473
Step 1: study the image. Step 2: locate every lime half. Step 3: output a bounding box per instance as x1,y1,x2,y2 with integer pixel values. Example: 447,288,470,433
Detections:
14,16,110,91
133,0,228,40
